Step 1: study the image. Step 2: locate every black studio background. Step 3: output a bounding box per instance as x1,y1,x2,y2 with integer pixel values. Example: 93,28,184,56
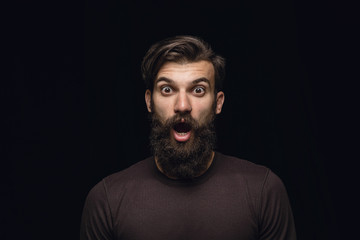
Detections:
5,0,357,239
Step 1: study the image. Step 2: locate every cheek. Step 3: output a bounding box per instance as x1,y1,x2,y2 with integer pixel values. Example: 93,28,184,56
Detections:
192,100,215,122
153,99,174,119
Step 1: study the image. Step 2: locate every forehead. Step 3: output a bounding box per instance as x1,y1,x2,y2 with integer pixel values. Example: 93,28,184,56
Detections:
156,60,215,86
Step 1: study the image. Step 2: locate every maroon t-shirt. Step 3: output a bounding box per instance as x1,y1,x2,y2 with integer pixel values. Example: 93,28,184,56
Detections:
80,152,296,240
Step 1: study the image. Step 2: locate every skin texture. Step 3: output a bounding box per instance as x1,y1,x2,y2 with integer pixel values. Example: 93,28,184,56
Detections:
145,60,225,178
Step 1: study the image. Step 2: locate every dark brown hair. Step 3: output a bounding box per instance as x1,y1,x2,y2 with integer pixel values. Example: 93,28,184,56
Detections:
141,35,225,92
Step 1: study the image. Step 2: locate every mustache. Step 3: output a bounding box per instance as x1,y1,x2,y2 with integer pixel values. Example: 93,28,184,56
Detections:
151,112,200,130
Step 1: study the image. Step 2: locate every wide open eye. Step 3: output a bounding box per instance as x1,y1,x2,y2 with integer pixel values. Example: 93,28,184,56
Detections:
161,86,173,95
193,86,205,95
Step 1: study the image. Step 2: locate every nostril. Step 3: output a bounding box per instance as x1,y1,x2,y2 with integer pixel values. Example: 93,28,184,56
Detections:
175,107,192,113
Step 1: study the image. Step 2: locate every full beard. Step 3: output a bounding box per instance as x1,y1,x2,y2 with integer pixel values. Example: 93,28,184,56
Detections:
149,110,217,180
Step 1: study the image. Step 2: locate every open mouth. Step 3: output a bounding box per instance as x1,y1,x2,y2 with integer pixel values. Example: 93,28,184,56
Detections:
172,122,192,142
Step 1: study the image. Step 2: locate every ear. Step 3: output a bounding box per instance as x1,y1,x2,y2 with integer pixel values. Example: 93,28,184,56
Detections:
215,91,225,114
145,89,152,112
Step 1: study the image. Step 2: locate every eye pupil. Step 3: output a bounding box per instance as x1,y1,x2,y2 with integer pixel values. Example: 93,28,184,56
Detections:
195,87,204,94
162,86,171,94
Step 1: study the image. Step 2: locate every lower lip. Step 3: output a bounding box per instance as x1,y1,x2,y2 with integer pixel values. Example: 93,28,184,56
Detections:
172,129,191,142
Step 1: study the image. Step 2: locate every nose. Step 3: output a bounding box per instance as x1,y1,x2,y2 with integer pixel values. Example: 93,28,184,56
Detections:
174,91,192,113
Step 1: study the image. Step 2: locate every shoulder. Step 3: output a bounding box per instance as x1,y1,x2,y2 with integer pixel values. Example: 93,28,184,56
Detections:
216,151,286,189
102,156,154,190
86,157,154,200
216,153,294,226
216,152,271,183
80,159,154,240
215,152,287,207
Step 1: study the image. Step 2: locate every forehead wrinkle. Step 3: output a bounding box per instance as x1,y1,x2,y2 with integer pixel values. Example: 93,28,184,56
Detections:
155,77,174,85
155,77,210,86
192,77,210,86
155,61,215,88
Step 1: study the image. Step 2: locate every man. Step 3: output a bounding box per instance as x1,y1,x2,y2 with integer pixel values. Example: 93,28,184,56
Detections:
80,35,297,240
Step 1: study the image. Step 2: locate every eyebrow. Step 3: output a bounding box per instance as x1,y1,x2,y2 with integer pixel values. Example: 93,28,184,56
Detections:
155,77,211,86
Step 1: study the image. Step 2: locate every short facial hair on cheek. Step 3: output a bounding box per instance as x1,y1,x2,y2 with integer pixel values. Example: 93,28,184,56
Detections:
148,100,217,180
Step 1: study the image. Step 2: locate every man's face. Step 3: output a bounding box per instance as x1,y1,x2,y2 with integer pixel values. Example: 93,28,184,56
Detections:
145,60,224,140
145,60,225,179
